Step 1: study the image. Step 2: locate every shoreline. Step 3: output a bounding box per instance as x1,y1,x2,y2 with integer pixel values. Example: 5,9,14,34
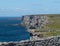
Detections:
0,35,60,44
0,35,60,46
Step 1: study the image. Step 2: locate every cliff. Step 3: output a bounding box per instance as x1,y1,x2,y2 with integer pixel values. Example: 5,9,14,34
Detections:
21,15,49,38
21,15,48,29
21,15,60,39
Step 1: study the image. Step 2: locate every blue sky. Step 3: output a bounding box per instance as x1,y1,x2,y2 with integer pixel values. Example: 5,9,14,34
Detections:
0,0,60,17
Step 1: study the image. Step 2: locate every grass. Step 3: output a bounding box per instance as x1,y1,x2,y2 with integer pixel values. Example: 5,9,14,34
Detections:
37,15,60,37
44,15,60,37
45,16,60,29
35,30,60,37
46,30,60,37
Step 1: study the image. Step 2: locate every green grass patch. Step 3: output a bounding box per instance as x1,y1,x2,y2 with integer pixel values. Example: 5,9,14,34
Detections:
46,30,60,37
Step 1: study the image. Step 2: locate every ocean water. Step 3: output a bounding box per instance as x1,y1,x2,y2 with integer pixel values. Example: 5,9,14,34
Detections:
0,17,29,42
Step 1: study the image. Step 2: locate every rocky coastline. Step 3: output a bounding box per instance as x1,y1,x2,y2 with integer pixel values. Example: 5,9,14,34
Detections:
0,36,60,46
0,15,60,46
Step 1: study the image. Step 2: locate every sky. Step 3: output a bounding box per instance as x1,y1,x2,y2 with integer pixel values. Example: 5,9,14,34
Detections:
0,0,60,17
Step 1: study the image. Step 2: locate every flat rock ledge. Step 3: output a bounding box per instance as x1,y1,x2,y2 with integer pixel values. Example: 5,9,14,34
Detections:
0,36,60,46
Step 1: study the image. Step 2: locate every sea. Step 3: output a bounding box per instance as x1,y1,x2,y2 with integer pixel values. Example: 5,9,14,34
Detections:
0,17,29,42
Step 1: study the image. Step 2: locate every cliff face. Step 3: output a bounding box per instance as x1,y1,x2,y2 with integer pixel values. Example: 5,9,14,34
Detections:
21,15,48,29
21,15,49,37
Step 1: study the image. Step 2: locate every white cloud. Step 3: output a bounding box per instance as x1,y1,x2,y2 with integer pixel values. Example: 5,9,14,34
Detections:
0,8,47,12
15,8,31,11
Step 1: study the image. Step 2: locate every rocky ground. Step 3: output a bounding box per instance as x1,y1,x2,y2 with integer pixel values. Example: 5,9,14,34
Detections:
0,36,60,46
